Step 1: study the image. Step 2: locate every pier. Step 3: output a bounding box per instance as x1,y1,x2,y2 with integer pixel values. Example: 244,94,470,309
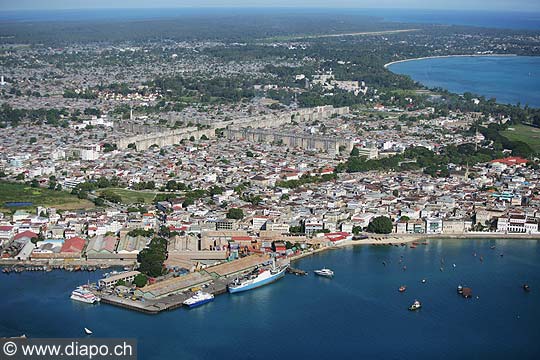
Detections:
97,280,228,314
287,267,308,276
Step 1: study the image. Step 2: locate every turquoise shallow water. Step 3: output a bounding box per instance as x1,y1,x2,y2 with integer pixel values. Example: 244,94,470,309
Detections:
1,239,540,359
388,56,540,108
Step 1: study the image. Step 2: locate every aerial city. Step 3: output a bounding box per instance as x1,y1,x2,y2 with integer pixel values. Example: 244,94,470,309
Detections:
0,0,540,359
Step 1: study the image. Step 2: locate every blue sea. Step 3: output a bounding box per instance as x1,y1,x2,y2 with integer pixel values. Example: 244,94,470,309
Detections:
0,8,539,30
1,239,539,359
358,9,540,30
388,56,540,108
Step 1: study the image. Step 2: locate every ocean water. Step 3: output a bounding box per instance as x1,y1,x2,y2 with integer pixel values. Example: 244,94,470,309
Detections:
388,56,540,108
0,9,539,30
357,9,540,30
1,239,539,359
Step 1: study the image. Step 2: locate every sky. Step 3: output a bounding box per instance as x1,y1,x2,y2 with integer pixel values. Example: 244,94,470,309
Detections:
1,0,539,12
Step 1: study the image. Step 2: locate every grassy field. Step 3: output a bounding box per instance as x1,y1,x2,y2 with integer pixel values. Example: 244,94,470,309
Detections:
502,124,540,153
0,182,94,213
99,188,158,204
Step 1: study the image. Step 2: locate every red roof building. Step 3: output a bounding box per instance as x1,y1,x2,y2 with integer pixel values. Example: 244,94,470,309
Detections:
490,157,528,166
324,232,352,243
61,237,86,253
13,230,38,241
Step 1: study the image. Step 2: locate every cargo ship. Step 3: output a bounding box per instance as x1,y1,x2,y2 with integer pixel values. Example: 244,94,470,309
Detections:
228,260,288,293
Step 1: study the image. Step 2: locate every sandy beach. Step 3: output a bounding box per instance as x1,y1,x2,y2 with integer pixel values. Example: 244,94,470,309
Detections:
383,53,517,68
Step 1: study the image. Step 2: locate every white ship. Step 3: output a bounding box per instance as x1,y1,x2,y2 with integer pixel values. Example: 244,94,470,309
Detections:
228,260,288,293
314,268,334,277
183,291,214,308
71,287,100,304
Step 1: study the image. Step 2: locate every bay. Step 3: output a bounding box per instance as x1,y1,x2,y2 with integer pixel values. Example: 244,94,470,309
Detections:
1,239,539,359
388,56,540,108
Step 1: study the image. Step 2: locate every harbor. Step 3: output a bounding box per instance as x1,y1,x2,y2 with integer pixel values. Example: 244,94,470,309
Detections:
2,237,538,359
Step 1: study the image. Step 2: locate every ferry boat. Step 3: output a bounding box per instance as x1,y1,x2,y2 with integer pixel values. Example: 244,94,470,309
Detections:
70,287,100,304
314,268,334,277
228,260,288,294
183,291,214,308
408,300,422,311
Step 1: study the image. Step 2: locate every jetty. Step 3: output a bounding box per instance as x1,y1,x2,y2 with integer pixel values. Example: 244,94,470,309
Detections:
98,280,228,314
287,267,308,276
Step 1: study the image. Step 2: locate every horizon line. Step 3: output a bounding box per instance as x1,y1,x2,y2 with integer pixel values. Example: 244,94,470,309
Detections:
1,7,539,13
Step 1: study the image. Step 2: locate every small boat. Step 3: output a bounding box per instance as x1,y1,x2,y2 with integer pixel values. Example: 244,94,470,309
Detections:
490,245,496,250
398,285,406,293
421,242,428,245
408,300,421,311
84,328,93,335
314,268,334,277
523,284,531,292
453,264,456,268
461,287,472,298
183,291,214,308
440,267,444,272
421,279,426,284
457,285,463,294
410,245,417,249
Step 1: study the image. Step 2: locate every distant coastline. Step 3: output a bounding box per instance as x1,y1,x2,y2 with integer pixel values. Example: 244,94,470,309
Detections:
383,53,518,68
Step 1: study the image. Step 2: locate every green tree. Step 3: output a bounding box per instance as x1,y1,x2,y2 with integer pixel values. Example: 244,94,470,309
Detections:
226,208,244,220
133,274,148,288
367,216,393,234
137,237,168,277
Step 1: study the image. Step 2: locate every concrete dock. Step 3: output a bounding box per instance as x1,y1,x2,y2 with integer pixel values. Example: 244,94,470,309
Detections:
98,279,228,314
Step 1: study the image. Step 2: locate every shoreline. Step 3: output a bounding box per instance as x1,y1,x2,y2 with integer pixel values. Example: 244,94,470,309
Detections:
383,53,518,68
290,232,540,262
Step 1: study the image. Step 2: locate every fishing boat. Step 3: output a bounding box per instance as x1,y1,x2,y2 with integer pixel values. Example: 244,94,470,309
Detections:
84,328,93,335
314,268,334,277
398,285,406,292
408,300,421,311
228,259,288,293
183,291,214,308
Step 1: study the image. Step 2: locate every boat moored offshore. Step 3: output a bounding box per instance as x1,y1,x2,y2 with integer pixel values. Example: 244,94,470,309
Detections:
408,300,422,311
314,268,334,277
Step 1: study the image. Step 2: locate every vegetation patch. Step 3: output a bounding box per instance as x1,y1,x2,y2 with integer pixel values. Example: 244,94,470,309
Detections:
0,181,94,212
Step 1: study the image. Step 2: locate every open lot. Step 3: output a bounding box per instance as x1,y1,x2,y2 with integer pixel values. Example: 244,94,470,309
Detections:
502,124,540,153
0,182,94,213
